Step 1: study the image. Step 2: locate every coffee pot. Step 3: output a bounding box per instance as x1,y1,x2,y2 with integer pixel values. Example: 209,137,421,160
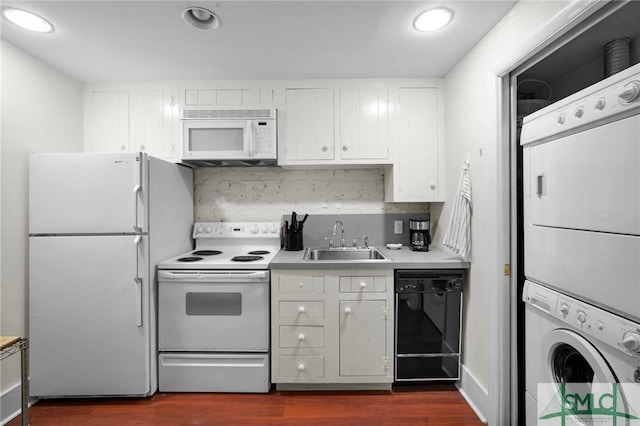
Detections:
409,217,431,252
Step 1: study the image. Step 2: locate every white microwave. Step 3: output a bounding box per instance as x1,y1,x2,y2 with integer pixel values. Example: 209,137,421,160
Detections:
181,108,277,166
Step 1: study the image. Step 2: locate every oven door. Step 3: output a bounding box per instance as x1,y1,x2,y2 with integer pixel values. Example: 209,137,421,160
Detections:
158,270,269,352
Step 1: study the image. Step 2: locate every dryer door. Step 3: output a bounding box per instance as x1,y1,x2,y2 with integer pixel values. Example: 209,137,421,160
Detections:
538,329,634,425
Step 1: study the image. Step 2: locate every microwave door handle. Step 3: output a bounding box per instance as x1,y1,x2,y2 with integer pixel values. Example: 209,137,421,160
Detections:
246,121,253,158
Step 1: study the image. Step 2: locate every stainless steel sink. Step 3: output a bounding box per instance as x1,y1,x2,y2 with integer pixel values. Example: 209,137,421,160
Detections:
303,247,389,261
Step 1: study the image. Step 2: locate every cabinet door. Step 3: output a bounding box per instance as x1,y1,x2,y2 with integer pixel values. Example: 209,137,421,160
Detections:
285,88,335,160
340,88,389,160
388,87,442,201
85,91,130,153
130,89,178,161
339,300,388,376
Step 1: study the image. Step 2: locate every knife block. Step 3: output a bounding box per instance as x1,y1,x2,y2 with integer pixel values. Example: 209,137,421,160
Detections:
284,229,304,251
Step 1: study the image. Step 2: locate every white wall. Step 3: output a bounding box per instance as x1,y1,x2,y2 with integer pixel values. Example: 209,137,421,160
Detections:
195,167,428,221
0,40,83,409
435,0,589,421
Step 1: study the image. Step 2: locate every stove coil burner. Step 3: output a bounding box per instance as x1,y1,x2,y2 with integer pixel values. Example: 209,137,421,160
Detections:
231,255,264,262
248,250,270,255
177,256,203,262
192,250,223,256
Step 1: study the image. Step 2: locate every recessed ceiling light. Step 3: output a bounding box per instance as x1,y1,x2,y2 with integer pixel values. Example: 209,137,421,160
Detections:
2,8,54,33
182,7,221,31
413,8,453,32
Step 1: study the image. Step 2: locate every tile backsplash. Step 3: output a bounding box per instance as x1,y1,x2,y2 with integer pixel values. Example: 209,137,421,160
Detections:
194,167,429,221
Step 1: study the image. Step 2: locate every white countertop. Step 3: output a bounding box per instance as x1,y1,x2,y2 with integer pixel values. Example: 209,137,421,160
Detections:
270,245,470,270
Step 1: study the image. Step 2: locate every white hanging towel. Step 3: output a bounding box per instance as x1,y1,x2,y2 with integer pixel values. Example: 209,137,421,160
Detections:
443,158,472,261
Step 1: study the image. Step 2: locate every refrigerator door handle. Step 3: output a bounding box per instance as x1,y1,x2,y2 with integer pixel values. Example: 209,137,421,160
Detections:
133,235,143,327
134,278,143,327
132,185,142,232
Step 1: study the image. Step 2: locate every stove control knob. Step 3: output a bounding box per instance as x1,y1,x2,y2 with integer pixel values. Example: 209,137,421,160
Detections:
619,81,640,103
574,107,584,118
250,225,260,234
576,310,587,324
622,331,640,353
196,225,204,234
557,114,566,125
205,226,212,233
270,224,279,233
262,225,269,233
559,303,570,316
595,98,606,110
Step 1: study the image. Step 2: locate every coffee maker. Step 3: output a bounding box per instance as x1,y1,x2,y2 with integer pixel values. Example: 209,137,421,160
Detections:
409,217,431,252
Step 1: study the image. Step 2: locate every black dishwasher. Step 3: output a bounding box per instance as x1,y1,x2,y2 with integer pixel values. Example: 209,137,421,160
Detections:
395,269,463,382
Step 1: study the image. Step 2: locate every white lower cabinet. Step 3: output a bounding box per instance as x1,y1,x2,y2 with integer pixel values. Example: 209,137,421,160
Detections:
339,300,389,377
271,269,394,387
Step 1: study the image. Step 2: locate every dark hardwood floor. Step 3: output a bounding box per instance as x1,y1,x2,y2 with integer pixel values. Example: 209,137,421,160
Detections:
10,386,484,425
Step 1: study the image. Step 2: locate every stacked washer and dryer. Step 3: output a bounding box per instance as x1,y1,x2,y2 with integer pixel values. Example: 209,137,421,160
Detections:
521,64,640,425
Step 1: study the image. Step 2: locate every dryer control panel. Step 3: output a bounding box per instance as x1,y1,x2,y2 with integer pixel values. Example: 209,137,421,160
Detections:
521,62,640,145
524,280,640,359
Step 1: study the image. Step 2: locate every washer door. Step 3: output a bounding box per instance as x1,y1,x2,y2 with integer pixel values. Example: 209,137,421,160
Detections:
540,329,633,425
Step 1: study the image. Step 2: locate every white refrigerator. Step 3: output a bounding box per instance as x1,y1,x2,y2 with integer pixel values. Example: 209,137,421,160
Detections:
28,152,193,397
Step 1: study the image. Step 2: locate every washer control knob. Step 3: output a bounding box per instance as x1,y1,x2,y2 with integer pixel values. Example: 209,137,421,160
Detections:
576,310,587,324
619,81,640,103
574,107,584,118
595,98,606,110
622,331,640,353
559,303,570,316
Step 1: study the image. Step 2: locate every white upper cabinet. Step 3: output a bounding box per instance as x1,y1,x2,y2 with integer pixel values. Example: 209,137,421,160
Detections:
84,90,130,154
339,87,389,161
280,84,391,166
83,79,445,202
385,84,445,202
84,83,179,162
284,88,335,161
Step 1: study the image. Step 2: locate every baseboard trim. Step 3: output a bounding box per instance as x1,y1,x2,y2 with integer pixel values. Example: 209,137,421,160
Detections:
456,363,489,424
0,382,34,426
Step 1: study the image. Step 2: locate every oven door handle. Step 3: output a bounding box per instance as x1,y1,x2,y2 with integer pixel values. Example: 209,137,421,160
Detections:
158,270,269,282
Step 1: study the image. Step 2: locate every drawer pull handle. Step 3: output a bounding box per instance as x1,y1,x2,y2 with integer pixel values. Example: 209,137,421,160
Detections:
299,282,304,287
360,282,367,289
298,364,305,371
298,334,305,341
298,306,306,314
345,307,352,315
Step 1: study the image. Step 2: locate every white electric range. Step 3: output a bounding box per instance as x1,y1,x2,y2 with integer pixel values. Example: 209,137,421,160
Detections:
158,221,281,270
157,222,281,393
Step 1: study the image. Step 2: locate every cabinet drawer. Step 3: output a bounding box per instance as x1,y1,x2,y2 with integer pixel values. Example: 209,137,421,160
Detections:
279,325,325,348
278,276,325,294
279,301,325,319
279,355,325,378
339,276,387,293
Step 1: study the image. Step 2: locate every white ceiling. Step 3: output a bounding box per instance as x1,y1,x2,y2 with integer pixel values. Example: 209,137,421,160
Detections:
0,1,516,82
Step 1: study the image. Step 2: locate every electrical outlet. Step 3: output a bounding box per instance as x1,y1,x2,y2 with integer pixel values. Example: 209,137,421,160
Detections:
394,220,403,234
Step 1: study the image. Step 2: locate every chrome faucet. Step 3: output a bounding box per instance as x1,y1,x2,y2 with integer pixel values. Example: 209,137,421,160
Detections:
333,220,346,248
353,235,369,249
